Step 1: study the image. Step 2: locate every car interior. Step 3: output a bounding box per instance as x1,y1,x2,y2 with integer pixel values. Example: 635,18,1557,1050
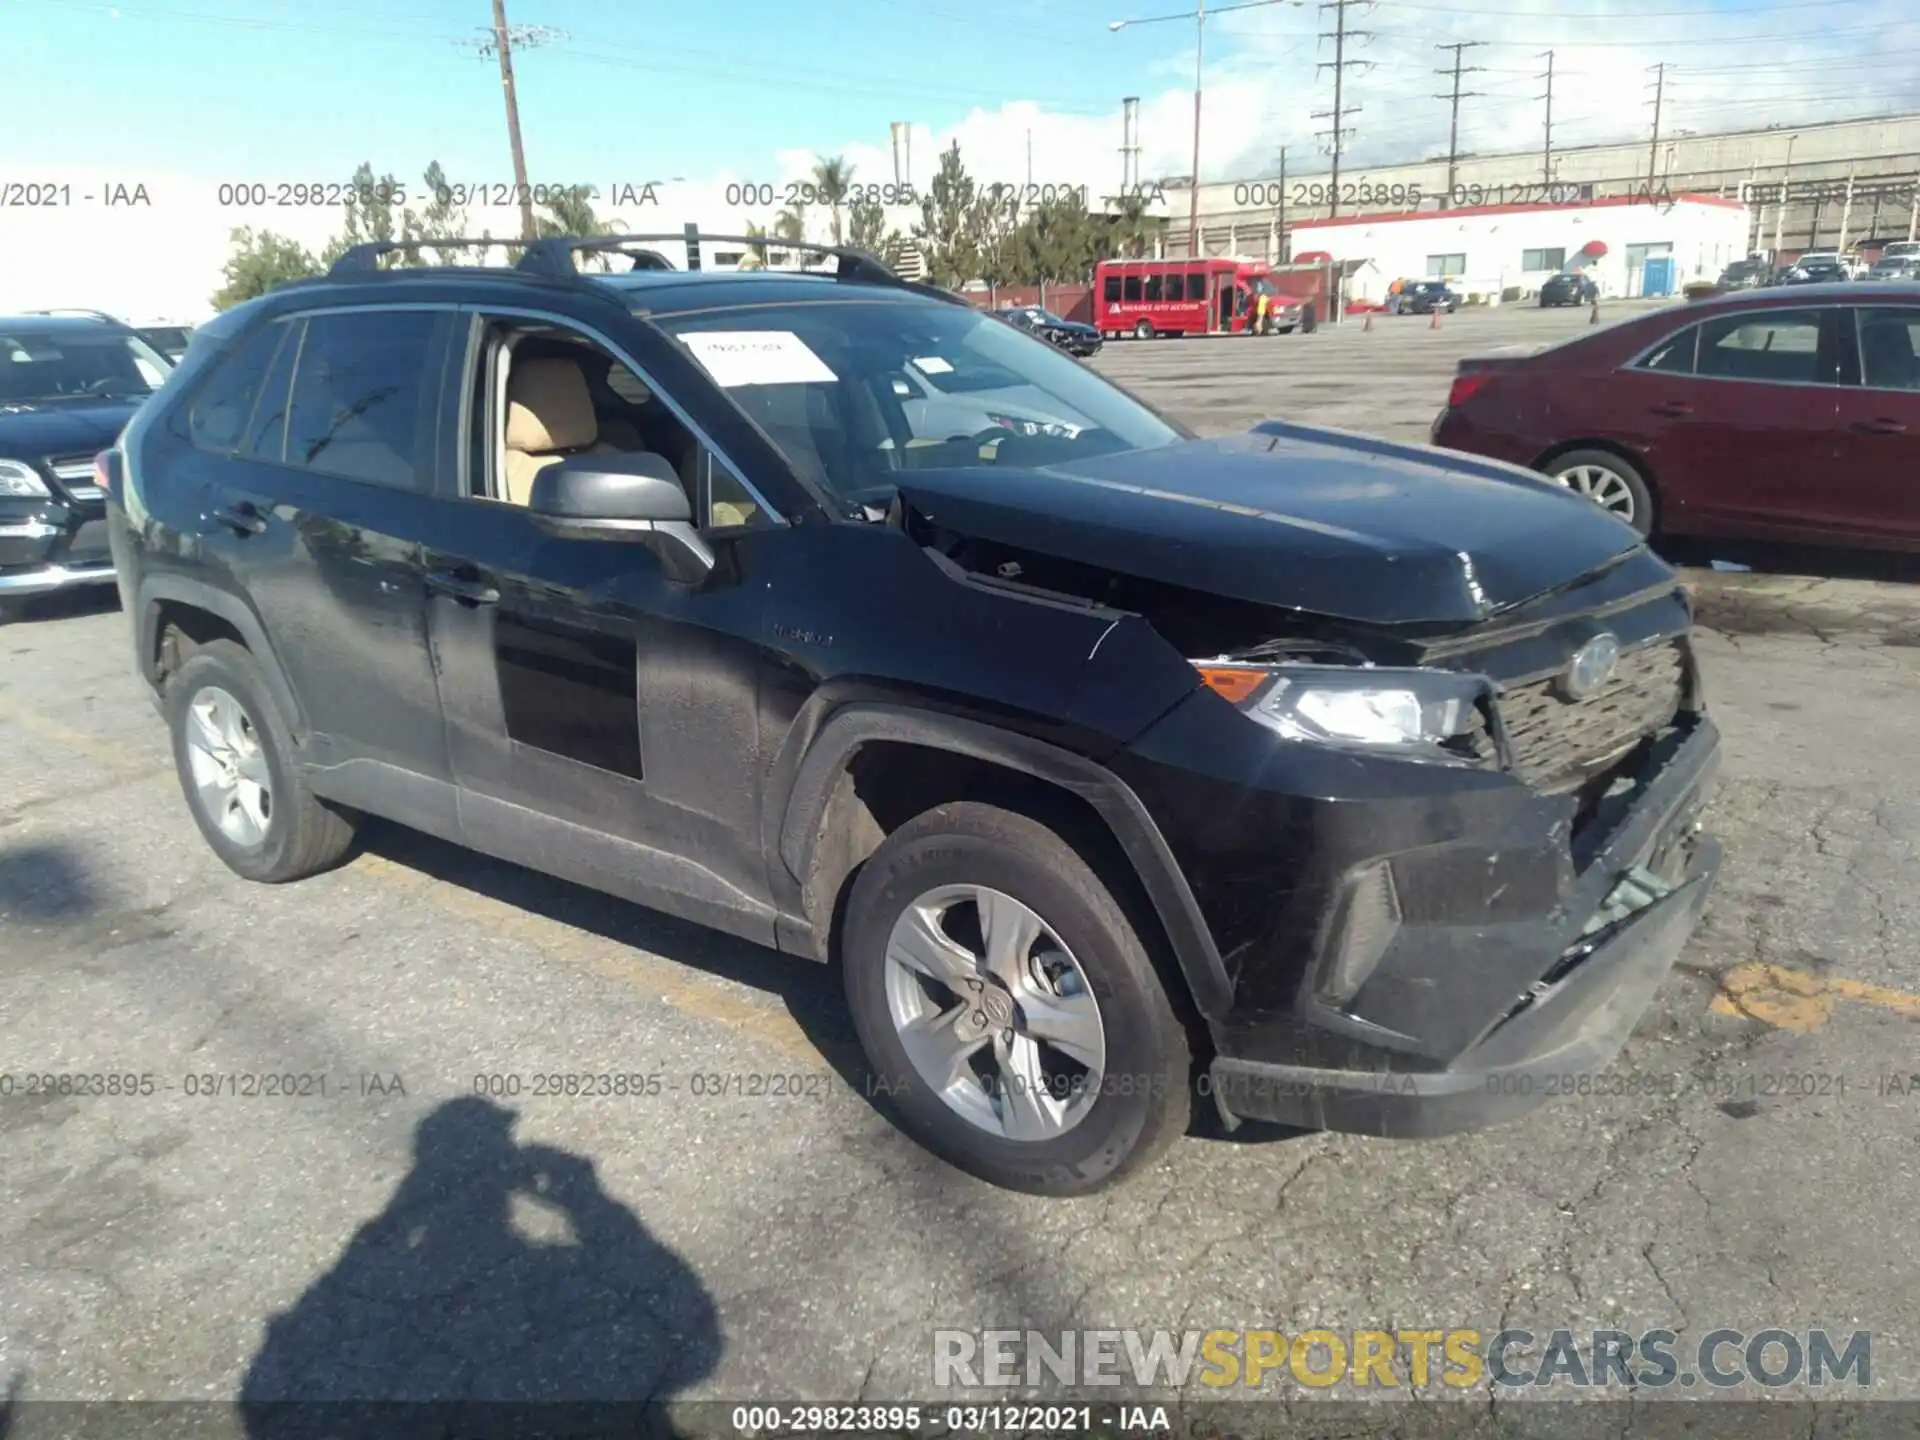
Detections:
1697,314,1824,382
473,323,765,528
1859,318,1920,390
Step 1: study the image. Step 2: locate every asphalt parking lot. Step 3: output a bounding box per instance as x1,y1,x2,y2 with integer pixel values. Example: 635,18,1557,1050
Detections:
3,299,1918,1432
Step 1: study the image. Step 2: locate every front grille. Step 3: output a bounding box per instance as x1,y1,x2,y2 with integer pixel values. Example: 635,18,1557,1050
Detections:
1475,639,1687,793
48,453,103,502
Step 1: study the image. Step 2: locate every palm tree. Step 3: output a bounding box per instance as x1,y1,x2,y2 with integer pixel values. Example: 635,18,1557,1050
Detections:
773,201,807,268
1102,190,1158,261
740,222,770,271
810,154,854,247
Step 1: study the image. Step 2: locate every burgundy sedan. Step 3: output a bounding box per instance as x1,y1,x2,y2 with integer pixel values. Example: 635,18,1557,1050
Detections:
1430,283,1920,550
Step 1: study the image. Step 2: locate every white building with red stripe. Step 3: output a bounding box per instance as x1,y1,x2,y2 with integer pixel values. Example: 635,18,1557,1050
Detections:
1288,194,1753,306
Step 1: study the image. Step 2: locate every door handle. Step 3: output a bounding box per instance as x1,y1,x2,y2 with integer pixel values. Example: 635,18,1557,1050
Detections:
1851,418,1908,435
1648,402,1693,418
425,570,500,606
211,500,268,535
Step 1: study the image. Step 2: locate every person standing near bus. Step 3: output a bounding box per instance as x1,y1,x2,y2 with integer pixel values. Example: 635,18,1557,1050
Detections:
1252,289,1270,336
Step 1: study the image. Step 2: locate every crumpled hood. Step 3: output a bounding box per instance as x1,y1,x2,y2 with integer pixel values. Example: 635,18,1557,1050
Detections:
0,399,141,461
897,421,1644,626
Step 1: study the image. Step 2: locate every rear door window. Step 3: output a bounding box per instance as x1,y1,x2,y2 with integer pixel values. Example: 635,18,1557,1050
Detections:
1695,309,1829,384
283,311,441,490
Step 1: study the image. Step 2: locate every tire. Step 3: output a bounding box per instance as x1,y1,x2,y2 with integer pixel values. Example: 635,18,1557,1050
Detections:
840,802,1192,1196
1542,447,1656,537
1132,319,1155,339
166,638,357,883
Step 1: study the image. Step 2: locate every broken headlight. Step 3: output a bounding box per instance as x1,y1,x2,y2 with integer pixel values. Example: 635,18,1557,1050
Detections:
1192,661,1492,763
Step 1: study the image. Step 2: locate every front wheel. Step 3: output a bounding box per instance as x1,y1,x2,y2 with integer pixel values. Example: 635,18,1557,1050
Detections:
1544,448,1655,536
841,802,1192,1196
1132,319,1155,340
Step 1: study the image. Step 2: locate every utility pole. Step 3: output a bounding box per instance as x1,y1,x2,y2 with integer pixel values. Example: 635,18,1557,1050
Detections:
1645,63,1668,192
1276,145,1288,258
1434,42,1486,205
491,0,535,239
1026,129,1034,189
1313,0,1374,219
1189,0,1205,256
1119,96,1142,197
1838,163,1856,253
1537,50,1554,185
1773,132,1796,259
464,3,565,241
1909,174,1918,242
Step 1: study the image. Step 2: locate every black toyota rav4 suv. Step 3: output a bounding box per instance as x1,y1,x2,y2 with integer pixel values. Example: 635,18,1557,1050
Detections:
106,233,1721,1196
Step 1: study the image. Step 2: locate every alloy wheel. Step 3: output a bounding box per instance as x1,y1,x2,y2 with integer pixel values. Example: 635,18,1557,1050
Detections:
882,884,1107,1142
184,685,272,847
1554,463,1638,523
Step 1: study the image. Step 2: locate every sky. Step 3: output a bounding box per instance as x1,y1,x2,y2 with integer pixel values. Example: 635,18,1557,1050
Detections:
4,0,1919,317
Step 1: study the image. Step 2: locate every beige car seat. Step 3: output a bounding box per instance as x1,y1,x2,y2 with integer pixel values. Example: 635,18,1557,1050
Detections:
503,357,623,506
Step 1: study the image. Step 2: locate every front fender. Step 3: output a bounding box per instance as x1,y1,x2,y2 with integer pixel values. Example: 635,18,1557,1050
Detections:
774,701,1234,1021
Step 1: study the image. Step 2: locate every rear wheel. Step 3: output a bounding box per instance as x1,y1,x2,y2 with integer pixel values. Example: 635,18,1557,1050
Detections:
166,639,358,882
1544,448,1655,536
841,802,1191,1196
1132,319,1155,339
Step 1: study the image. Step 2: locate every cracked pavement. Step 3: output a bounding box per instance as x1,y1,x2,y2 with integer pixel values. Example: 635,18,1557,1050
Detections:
1,303,1916,1432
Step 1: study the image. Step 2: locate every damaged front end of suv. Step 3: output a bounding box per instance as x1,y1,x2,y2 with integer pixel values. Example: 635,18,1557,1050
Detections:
889,418,1721,1140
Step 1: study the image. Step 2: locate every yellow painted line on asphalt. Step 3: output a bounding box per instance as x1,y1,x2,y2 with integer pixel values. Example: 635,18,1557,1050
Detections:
1710,961,1920,1032
0,698,826,1070
352,852,827,1070
0,704,158,776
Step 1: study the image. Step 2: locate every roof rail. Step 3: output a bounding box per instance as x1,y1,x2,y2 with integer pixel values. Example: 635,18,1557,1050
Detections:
516,228,903,286
23,308,126,325
327,237,532,275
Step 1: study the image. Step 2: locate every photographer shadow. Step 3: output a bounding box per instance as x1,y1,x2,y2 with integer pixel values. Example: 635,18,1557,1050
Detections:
240,1097,720,1440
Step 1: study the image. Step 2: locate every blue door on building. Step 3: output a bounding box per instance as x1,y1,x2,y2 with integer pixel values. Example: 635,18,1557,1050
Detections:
1642,255,1676,296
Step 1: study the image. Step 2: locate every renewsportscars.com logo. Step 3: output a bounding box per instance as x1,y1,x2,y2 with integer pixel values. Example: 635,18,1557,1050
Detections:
932,1328,1873,1391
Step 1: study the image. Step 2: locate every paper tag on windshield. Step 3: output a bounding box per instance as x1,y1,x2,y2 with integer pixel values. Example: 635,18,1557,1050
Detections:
912,355,954,374
681,331,837,388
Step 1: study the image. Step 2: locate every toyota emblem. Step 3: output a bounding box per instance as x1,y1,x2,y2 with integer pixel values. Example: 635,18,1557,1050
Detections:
1560,633,1622,701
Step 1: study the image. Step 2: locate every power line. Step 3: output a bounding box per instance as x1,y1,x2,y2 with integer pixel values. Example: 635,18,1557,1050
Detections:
1314,0,1375,217
1433,41,1486,201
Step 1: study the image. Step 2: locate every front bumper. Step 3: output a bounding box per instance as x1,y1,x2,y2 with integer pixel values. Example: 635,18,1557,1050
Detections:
1203,717,1722,1137
0,503,116,597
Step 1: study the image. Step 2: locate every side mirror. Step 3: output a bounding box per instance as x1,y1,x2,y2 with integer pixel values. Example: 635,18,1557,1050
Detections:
528,451,714,582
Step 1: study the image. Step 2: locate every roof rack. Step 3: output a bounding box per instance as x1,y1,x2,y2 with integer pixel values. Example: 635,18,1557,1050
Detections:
321,225,969,308
516,227,903,286
327,237,534,275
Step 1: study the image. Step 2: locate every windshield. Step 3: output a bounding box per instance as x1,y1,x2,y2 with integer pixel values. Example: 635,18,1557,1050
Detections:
0,328,171,404
657,297,1184,510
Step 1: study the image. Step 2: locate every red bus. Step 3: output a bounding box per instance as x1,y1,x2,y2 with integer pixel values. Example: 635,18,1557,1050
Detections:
1093,256,1279,338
